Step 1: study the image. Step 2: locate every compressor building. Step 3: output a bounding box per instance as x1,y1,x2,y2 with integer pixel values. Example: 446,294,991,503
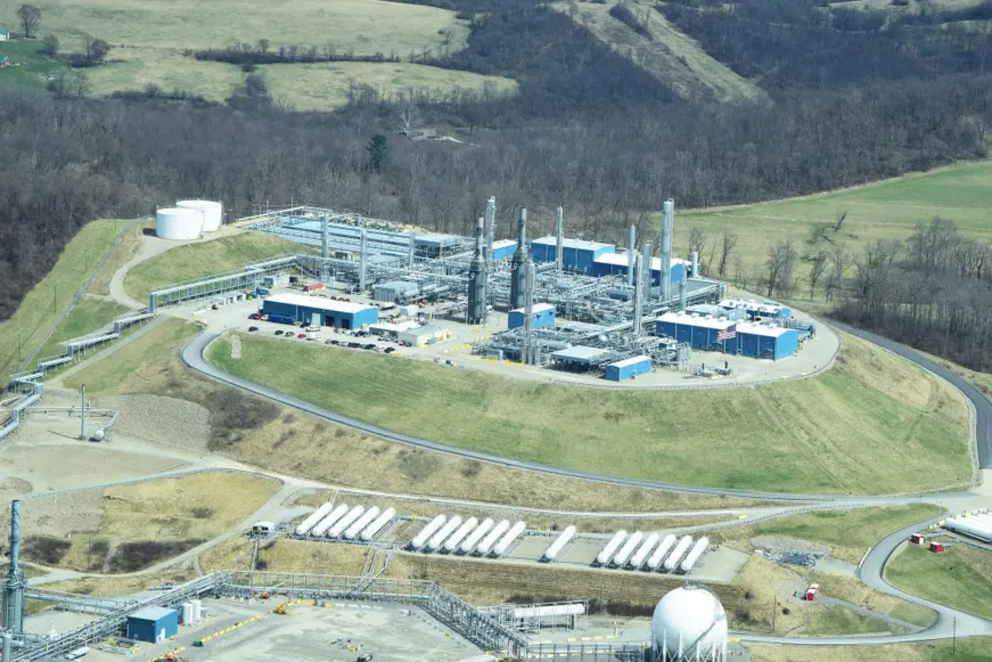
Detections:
261,293,379,329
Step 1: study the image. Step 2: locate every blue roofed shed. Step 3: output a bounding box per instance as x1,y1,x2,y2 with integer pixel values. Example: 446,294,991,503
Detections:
127,607,178,643
508,303,555,330
262,293,378,329
604,355,651,381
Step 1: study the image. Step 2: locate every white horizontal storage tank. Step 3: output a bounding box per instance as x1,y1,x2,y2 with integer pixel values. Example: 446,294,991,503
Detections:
663,536,694,572
612,531,645,567
629,532,660,569
177,199,223,232
411,515,447,551
647,534,677,571
344,506,381,540
679,537,710,573
476,519,511,555
461,518,495,554
543,525,577,561
427,516,463,551
360,508,396,541
443,517,479,553
492,521,527,557
595,531,628,566
310,504,350,537
296,503,335,536
156,207,203,240
945,515,992,543
327,505,366,538
513,604,586,619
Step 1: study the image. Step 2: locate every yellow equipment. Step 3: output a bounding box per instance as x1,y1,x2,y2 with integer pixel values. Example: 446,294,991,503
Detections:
273,601,290,616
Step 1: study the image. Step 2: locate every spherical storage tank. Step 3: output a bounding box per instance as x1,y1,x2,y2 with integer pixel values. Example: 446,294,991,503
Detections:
652,586,727,661
176,199,223,232
156,207,204,240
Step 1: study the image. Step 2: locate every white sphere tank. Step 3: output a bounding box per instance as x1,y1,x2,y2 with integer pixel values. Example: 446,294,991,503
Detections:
176,199,223,232
156,207,204,240
652,586,727,660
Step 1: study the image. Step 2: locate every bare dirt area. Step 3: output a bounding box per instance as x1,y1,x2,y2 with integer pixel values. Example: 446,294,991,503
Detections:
98,394,211,453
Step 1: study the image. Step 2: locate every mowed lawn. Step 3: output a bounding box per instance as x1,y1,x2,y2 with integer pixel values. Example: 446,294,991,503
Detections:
886,542,992,620
36,0,469,55
673,160,992,287
33,298,128,363
206,332,972,495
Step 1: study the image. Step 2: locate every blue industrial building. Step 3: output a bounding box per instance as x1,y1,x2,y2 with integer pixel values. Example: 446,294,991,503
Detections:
719,299,791,320
655,313,799,360
508,303,556,330
127,607,178,643
592,253,687,286
530,237,615,274
604,355,652,381
484,239,518,262
262,293,378,329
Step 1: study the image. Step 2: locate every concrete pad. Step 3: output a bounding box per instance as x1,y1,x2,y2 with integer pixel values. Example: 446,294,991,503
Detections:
507,535,552,560
686,546,749,582
559,539,605,566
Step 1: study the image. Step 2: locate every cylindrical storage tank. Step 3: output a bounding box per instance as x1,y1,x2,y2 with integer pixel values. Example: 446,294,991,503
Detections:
327,505,366,539
156,207,203,240
629,532,660,569
427,516,463,552
310,504,350,537
652,586,727,660
647,534,677,571
461,518,495,554
492,521,527,557
344,506,381,540
476,520,511,555
663,536,694,572
443,517,479,553
181,603,193,625
679,537,710,573
177,199,223,232
410,515,447,551
543,525,577,561
296,503,335,536
595,531,628,566
612,531,645,567
360,507,396,541
191,599,202,622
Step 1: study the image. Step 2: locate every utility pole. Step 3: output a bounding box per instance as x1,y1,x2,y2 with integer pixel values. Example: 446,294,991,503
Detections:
771,595,777,633
79,383,86,440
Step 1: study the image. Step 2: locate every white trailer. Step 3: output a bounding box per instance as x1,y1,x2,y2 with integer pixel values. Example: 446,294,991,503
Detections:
443,517,479,552
461,518,495,554
543,525,578,561
360,508,397,541
679,537,710,573
410,515,447,550
476,520,511,555
646,534,677,571
493,521,527,557
595,531,628,566
663,536,694,572
629,532,660,569
310,504,350,537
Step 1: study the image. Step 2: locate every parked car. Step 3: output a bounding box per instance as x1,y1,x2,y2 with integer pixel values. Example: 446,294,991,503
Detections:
297,333,307,339
248,313,262,320
364,343,376,350
248,326,259,332
274,330,284,336
347,342,362,349
384,347,396,354
325,340,335,345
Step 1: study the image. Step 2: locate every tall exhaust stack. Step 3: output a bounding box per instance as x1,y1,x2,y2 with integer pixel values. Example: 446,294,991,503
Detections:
555,206,564,275
679,277,687,311
485,197,496,274
523,260,536,364
641,241,652,306
359,227,368,293
321,217,329,259
632,249,644,337
627,226,636,287
509,208,528,310
3,500,25,636
660,199,674,301
408,233,416,269
691,250,699,278
467,217,487,324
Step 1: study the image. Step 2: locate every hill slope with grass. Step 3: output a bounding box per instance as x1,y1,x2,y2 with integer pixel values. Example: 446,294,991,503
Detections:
206,331,972,495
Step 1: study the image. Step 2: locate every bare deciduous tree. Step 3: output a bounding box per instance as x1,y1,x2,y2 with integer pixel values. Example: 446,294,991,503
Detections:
808,251,828,300
765,239,797,297
17,4,41,39
834,210,848,233
718,230,738,278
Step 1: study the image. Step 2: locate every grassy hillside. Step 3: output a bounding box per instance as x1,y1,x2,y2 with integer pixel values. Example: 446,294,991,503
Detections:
886,542,992,620
0,219,129,380
0,40,66,91
33,298,128,362
206,331,971,495
674,159,992,291
124,231,306,300
553,0,764,102
750,638,992,662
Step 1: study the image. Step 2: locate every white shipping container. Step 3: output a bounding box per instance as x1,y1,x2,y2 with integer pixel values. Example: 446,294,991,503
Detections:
344,506,381,540
595,531,628,566
461,518,495,554
411,515,447,550
295,502,335,536
428,516,464,551
476,520,511,555
663,536,694,572
443,517,479,552
629,532,660,569
646,534,677,570
492,521,527,557
311,504,350,537
328,505,366,538
543,525,577,561
612,531,644,567
360,508,397,541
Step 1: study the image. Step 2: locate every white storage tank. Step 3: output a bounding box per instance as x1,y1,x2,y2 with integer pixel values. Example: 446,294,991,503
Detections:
652,586,728,660
191,599,202,622
156,207,204,240
176,199,223,232
181,603,193,625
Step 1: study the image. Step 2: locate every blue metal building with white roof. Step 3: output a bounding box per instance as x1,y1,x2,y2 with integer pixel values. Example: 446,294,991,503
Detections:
604,355,652,381
655,313,799,360
530,237,615,274
592,253,687,286
126,607,178,643
508,303,555,330
262,293,379,329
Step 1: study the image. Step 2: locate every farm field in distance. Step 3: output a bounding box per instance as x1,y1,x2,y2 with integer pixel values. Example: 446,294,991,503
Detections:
205,330,972,495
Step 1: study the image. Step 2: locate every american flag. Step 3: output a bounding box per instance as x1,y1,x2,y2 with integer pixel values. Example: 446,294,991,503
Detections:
717,324,737,341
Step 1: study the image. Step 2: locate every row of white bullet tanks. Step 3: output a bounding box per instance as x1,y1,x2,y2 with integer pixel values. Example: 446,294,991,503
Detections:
585,529,709,574
943,509,992,543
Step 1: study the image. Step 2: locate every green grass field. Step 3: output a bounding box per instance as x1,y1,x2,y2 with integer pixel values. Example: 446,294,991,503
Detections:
123,231,307,300
0,40,66,90
0,219,128,380
86,52,243,102
721,504,943,564
674,159,992,292
885,542,992,620
804,605,902,636
33,297,128,362
205,331,971,495
749,638,992,662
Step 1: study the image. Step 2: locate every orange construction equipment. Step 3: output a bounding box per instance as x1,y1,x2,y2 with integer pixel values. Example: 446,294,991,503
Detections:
273,601,290,615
